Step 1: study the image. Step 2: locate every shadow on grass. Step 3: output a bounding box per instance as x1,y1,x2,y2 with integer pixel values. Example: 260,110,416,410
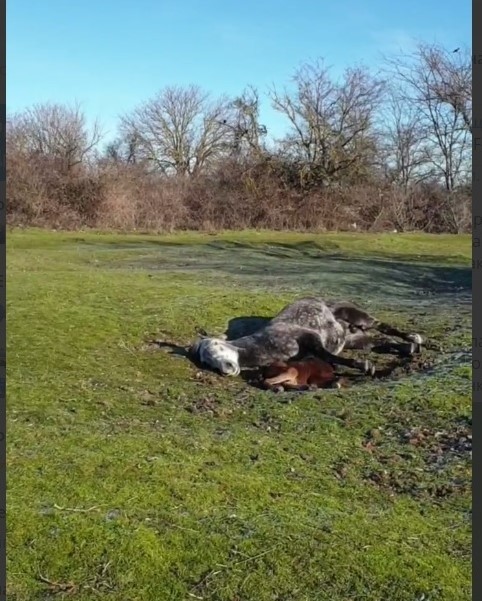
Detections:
147,340,190,358
225,316,271,340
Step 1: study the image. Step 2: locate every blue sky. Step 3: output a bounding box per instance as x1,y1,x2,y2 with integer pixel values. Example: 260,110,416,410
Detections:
7,0,471,143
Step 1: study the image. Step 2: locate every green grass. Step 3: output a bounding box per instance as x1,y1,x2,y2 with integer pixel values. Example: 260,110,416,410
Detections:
7,229,471,600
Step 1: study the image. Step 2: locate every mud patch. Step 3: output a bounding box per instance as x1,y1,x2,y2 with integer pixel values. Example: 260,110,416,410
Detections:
184,396,235,419
346,344,471,391
360,417,471,500
399,419,472,469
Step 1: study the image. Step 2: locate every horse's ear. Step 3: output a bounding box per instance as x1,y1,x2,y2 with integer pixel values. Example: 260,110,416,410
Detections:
195,326,208,338
188,337,202,357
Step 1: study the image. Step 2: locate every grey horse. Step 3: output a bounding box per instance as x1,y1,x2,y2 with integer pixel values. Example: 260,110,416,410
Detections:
189,296,423,377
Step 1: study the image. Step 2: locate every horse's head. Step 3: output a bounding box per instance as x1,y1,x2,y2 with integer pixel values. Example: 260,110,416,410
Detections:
189,335,241,376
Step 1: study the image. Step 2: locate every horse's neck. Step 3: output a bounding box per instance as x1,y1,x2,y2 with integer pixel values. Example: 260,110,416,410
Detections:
230,334,254,349
229,336,256,362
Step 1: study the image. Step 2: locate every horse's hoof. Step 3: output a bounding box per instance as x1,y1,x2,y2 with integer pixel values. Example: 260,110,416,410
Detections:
362,360,376,376
408,341,422,355
408,333,423,345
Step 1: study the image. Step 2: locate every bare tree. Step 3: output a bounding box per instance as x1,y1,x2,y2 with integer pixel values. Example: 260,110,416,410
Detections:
379,90,431,190
384,43,471,192
7,102,102,172
429,46,472,134
103,132,142,166
269,59,385,187
222,86,268,157
120,85,233,176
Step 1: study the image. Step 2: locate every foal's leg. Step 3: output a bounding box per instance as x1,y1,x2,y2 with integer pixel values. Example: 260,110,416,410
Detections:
263,369,309,392
264,367,298,387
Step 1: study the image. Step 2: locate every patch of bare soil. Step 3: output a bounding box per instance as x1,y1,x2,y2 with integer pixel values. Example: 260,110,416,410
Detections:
184,396,236,419
361,418,471,499
399,420,472,469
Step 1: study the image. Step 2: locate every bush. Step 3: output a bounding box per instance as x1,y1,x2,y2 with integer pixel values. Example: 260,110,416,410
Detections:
7,152,471,233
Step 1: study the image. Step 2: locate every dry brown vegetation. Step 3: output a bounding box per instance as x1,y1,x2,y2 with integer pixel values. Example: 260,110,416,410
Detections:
7,43,472,233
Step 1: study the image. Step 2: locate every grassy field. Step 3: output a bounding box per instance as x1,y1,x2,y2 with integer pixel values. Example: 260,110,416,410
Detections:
7,229,472,601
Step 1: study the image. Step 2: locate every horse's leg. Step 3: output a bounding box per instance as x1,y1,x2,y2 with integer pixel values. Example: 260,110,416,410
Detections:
371,321,423,348
331,302,423,349
371,339,420,356
342,330,374,350
301,333,376,375
344,329,419,356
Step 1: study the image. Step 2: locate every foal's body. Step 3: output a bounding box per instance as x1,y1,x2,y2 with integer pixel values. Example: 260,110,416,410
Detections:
262,358,338,391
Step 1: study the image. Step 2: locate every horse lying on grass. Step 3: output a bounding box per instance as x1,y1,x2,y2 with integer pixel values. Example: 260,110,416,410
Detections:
190,296,423,378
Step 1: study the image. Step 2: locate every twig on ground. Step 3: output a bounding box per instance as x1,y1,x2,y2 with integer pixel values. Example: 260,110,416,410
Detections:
37,573,78,594
53,504,103,513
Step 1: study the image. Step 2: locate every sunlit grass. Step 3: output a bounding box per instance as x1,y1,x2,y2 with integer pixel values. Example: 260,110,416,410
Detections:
7,229,471,600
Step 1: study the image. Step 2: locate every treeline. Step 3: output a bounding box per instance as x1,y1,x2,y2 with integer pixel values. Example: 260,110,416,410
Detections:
7,41,472,233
